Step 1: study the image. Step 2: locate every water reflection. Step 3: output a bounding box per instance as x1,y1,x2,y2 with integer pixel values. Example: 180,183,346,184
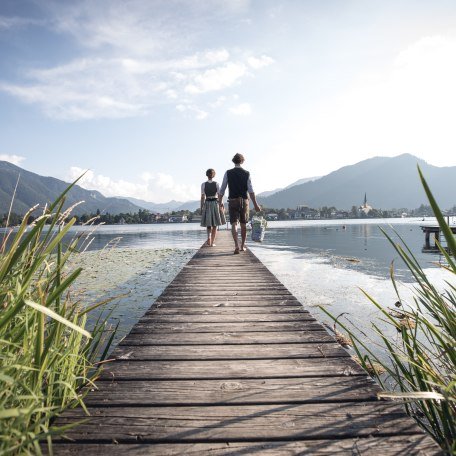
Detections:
254,221,440,280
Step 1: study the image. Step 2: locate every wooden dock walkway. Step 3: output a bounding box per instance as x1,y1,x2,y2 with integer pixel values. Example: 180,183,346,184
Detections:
52,231,440,455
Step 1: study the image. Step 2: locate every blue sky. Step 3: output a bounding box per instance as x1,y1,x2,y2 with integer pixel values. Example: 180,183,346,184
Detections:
1,0,456,203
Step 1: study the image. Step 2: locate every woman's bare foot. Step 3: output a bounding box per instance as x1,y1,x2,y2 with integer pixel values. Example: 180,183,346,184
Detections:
234,247,240,254
240,245,247,251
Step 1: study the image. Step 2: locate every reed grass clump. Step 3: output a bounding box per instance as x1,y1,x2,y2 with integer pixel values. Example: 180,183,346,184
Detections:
323,167,455,454
0,185,116,455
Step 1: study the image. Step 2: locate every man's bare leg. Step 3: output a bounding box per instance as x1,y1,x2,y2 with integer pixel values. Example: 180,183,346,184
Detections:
240,223,247,251
231,222,240,253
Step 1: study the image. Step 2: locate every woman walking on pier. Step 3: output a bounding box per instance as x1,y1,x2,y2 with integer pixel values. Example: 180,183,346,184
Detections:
201,168,226,246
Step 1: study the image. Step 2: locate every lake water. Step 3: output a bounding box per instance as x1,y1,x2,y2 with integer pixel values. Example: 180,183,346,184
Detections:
3,216,452,359
68,217,446,281
14,217,452,352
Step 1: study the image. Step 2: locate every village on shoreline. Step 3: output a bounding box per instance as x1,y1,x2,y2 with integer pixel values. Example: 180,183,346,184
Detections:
3,201,453,227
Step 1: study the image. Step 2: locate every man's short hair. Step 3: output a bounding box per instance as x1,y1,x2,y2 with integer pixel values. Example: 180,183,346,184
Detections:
232,153,245,164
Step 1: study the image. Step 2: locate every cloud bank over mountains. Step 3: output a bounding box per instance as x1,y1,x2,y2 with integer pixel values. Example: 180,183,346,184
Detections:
67,166,199,203
0,154,25,166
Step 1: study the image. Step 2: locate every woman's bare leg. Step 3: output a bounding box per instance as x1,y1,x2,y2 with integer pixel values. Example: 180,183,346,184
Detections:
210,226,217,246
206,227,211,245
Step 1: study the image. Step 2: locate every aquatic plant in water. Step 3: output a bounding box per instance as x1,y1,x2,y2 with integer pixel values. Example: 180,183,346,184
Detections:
323,167,455,455
0,183,117,454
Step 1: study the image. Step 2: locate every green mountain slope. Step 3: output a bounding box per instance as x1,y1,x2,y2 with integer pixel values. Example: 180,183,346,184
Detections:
258,154,456,210
0,161,142,216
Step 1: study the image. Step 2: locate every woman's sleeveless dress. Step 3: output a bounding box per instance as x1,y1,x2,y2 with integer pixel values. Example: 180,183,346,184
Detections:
200,181,226,227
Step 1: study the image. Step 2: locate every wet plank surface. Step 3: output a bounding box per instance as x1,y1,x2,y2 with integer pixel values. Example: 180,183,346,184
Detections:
51,231,440,455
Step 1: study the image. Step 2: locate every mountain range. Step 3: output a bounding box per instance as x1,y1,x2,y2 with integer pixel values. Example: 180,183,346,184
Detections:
121,197,200,213
257,154,456,210
1,154,456,216
0,161,142,216
257,177,321,198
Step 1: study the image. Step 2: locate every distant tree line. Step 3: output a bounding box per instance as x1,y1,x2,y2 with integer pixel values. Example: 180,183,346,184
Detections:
2,204,456,227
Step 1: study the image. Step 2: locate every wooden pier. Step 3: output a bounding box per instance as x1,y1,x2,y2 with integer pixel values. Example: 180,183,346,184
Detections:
51,231,439,455
421,224,456,252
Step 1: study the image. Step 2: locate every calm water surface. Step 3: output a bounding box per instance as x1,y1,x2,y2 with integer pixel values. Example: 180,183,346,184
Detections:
66,217,445,282
7,217,452,355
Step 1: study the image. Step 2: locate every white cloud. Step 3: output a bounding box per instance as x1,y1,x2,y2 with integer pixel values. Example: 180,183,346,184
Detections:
184,62,248,94
0,51,272,120
247,55,274,69
0,16,43,30
49,1,249,56
209,95,227,108
68,166,199,203
175,104,208,120
0,154,26,165
0,1,274,120
229,102,252,116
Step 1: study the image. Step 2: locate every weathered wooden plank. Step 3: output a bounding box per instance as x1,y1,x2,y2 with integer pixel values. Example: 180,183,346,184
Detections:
111,343,349,361
170,285,285,290
171,278,284,284
172,278,280,282
146,306,306,315
169,278,283,283
138,314,315,323
84,377,379,406
160,291,294,297
99,358,365,380
55,403,425,442
48,435,442,456
119,330,336,345
153,298,301,306
158,294,299,306
130,321,323,333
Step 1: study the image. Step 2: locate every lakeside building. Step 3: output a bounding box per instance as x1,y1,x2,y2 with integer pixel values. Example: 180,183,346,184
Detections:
169,215,188,223
294,205,321,220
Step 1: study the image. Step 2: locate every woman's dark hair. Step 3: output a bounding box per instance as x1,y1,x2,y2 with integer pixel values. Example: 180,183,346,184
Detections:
232,153,245,164
206,168,215,178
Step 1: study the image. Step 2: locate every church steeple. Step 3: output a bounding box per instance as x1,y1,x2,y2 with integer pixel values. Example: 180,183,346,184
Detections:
359,193,372,215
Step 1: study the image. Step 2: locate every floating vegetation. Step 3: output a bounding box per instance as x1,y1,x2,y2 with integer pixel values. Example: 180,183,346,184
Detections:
352,355,386,375
344,257,361,263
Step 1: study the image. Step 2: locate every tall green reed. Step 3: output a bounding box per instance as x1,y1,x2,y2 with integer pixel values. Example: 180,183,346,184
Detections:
0,183,116,455
322,167,455,454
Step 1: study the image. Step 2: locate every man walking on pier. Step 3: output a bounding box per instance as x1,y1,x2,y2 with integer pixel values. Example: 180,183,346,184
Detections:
219,153,262,254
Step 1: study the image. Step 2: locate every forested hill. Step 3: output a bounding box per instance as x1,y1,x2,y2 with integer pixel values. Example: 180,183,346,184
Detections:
0,161,142,216
258,154,456,210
